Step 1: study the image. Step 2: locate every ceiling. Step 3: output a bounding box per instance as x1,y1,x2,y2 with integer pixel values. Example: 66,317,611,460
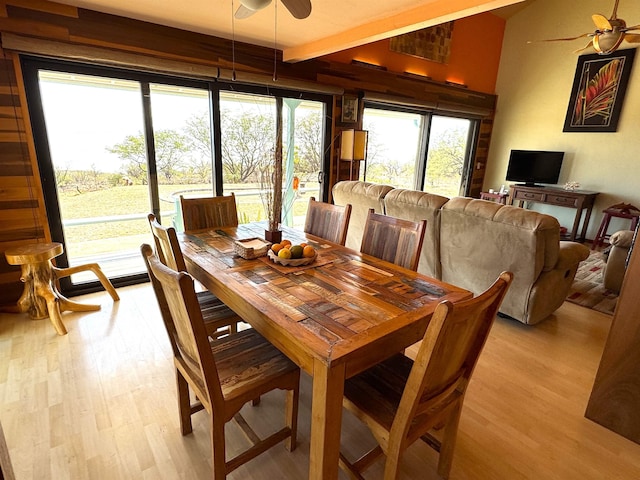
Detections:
56,0,531,62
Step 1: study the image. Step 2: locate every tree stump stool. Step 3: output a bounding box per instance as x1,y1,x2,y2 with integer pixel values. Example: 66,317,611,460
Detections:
4,242,119,335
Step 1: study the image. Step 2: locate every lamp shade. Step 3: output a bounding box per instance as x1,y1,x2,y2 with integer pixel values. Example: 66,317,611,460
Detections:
340,129,368,162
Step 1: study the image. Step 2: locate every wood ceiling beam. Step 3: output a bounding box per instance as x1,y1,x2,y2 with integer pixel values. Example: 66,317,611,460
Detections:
283,0,524,62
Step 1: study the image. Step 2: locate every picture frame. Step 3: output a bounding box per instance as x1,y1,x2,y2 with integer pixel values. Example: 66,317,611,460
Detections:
563,49,636,133
341,95,358,123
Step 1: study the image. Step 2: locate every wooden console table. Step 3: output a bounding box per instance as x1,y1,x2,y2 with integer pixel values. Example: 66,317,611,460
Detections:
508,185,599,242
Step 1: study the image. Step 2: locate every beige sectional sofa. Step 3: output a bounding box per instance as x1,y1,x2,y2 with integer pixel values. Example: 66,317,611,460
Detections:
332,181,590,325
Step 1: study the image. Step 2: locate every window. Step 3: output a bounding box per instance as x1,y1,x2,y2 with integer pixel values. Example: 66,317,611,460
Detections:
362,105,478,197
22,57,331,295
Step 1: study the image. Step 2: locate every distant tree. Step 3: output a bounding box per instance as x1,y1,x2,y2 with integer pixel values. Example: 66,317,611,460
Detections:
107,134,147,184
220,110,274,183
294,114,322,181
107,130,190,184
183,113,213,183
425,128,466,186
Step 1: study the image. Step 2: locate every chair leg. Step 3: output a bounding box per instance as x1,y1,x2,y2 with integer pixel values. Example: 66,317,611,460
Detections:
176,371,193,435
211,417,227,479
382,442,403,480
437,404,463,480
53,263,120,301
284,379,300,452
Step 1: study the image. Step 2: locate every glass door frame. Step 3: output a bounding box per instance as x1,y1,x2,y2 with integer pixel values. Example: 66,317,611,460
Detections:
20,55,333,296
363,101,481,196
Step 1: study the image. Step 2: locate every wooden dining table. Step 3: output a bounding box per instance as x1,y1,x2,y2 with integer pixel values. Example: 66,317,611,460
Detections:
180,222,472,480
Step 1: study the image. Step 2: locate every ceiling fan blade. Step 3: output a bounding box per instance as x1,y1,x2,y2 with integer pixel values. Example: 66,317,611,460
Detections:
235,4,257,19
574,40,595,53
624,33,640,43
281,0,312,19
592,14,613,31
534,32,592,42
623,24,640,31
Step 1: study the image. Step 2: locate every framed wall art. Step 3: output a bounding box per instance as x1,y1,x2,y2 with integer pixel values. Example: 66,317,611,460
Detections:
563,48,636,133
341,95,358,123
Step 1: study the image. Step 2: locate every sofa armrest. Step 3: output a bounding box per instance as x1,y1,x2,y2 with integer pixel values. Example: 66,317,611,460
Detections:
610,230,634,249
555,241,590,270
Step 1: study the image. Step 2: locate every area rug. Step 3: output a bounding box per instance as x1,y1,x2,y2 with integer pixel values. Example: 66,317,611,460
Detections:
566,250,618,315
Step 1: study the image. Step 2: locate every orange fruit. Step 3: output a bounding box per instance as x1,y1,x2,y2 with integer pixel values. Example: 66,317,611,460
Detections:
302,245,316,258
300,242,308,248
278,248,292,259
271,243,283,253
281,239,292,247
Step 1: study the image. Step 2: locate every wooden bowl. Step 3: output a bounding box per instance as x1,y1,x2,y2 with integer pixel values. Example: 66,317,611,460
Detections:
267,249,316,266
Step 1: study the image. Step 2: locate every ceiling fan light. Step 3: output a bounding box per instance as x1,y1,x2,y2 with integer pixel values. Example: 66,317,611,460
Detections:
240,0,271,11
593,31,624,54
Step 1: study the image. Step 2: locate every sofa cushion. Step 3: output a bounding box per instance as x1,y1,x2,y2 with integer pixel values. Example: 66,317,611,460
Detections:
383,188,449,278
332,181,394,251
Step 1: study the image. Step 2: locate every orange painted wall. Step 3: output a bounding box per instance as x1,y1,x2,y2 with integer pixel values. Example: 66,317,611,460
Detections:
321,12,505,94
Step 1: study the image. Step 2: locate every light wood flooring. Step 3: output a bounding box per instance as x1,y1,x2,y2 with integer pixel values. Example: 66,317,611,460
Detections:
1,284,640,479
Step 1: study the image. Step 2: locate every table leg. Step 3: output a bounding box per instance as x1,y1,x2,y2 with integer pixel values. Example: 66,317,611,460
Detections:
309,359,345,480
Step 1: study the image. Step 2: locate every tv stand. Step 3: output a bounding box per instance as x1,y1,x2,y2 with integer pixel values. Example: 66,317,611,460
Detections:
509,184,599,242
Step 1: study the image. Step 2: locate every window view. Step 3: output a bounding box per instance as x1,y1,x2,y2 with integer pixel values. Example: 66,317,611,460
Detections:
219,92,324,229
362,107,476,197
28,61,330,293
423,115,473,198
361,108,423,189
38,71,152,282
148,84,215,230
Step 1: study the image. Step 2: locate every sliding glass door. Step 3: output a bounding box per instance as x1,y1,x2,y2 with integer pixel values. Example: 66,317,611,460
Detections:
35,70,153,287
218,91,325,229
22,57,331,295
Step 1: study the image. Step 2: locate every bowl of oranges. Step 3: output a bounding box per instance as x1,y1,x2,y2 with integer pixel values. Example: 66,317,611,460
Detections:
267,239,317,266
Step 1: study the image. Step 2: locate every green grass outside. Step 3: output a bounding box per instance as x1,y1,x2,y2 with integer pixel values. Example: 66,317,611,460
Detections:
59,183,313,256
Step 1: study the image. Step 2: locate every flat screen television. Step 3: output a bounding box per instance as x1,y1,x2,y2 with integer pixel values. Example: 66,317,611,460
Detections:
506,150,564,187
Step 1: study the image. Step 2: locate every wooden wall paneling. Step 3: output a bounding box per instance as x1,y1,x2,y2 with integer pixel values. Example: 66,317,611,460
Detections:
0,46,49,306
585,232,640,444
468,116,494,198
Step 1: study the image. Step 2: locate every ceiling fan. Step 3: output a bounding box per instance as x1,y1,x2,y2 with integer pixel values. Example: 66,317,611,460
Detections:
539,0,640,55
235,0,312,20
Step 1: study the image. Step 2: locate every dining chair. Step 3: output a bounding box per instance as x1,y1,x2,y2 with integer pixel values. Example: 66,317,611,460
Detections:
180,193,239,233
304,197,352,246
360,208,427,271
148,213,241,339
141,243,300,479
338,271,513,480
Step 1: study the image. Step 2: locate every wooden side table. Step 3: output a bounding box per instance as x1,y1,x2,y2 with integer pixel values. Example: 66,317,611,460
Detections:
4,242,119,335
480,191,508,204
592,203,640,250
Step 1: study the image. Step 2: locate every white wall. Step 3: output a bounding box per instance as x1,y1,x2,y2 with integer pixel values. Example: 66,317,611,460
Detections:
486,0,640,239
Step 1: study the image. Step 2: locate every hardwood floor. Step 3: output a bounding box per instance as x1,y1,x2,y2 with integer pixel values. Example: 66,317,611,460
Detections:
1,284,640,479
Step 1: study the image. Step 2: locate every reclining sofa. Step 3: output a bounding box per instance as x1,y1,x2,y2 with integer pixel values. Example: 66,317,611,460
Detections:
332,181,590,325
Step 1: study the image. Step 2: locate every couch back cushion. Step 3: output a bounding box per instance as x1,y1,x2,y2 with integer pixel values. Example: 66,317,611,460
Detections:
383,188,449,278
440,197,560,317
332,181,394,251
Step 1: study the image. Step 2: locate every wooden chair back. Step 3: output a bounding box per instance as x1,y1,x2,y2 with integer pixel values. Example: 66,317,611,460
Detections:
180,193,239,233
360,208,426,271
303,197,352,245
340,271,513,479
147,213,187,272
141,243,223,410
